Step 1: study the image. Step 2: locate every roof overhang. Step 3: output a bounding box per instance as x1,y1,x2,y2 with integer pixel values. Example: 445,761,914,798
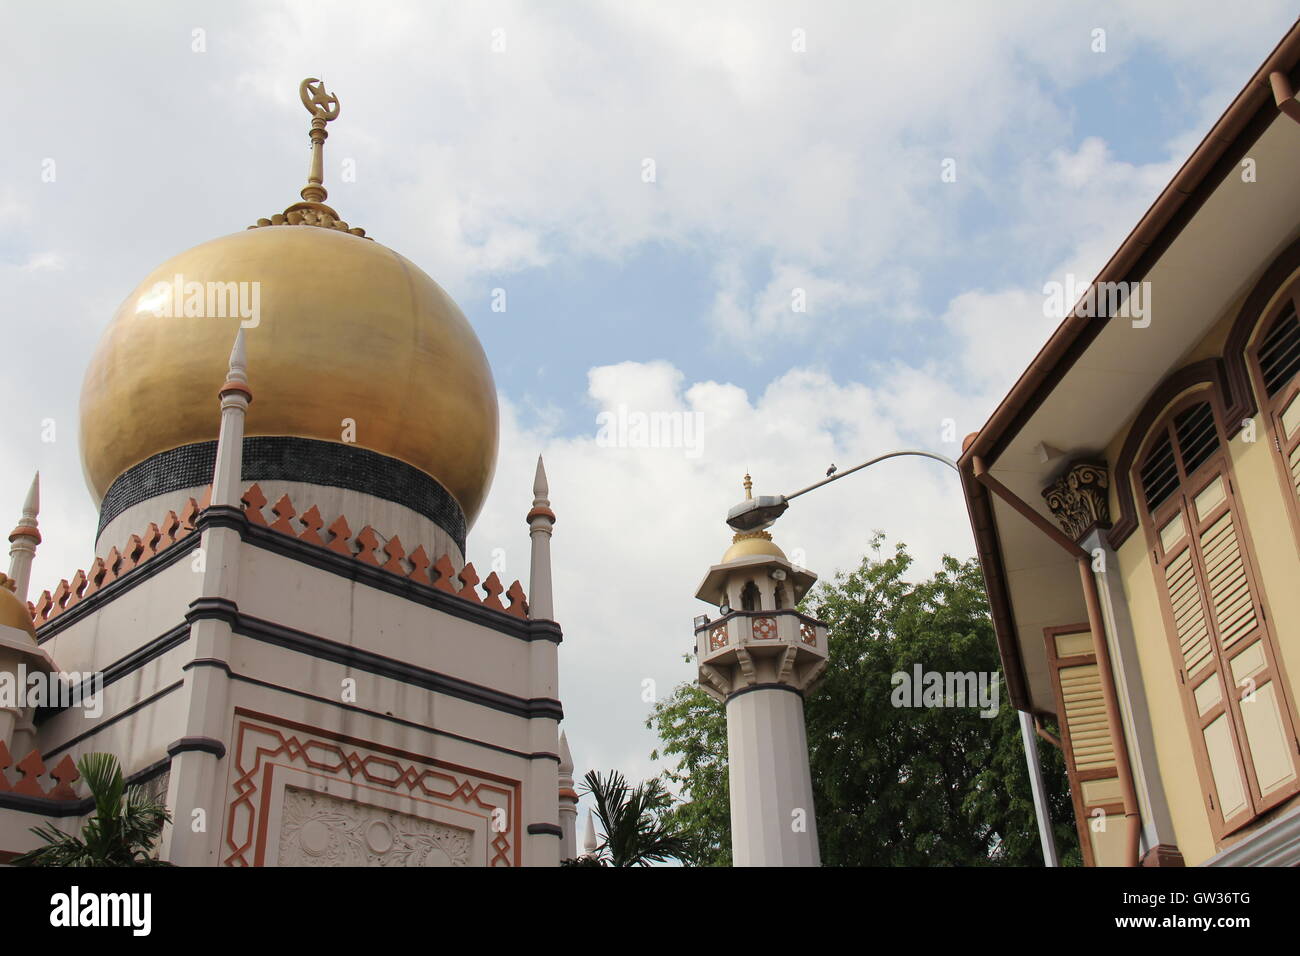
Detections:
694,554,818,607
960,20,1300,713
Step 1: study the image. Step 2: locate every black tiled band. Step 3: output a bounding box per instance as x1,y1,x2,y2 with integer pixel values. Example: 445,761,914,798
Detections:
98,436,467,553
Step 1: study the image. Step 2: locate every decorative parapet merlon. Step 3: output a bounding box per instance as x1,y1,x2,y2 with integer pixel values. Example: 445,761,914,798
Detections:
31,491,207,628
1041,459,1110,542
241,483,529,619
0,742,80,800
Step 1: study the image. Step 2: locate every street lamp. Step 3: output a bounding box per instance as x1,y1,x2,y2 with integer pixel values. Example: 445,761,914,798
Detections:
725,449,958,532
727,447,1059,867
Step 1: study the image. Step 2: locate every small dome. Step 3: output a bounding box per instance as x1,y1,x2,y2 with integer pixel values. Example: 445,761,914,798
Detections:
0,585,36,641
721,532,787,564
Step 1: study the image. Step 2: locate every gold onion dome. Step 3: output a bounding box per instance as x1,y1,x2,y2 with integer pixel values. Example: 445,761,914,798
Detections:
722,531,786,564
78,79,498,526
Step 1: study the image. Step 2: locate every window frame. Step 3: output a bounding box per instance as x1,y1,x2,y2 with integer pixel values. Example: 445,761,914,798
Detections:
1135,386,1300,839
1244,283,1300,550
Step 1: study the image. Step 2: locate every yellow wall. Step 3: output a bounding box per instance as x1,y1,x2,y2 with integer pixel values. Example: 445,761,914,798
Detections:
1104,275,1300,865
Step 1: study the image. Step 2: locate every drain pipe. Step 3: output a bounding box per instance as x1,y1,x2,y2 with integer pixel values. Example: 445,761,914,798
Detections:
972,456,1142,867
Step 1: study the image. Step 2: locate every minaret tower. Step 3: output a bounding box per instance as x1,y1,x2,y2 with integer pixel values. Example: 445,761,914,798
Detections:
557,731,578,860
7,473,40,603
693,474,829,866
527,456,555,620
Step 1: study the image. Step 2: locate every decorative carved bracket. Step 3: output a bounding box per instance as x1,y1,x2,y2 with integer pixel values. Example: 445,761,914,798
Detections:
1042,459,1110,542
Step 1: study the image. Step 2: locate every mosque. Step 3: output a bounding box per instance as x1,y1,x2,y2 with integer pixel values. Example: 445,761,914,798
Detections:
0,79,579,867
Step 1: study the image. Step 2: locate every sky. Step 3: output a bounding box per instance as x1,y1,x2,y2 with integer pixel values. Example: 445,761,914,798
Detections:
2,1,1297,810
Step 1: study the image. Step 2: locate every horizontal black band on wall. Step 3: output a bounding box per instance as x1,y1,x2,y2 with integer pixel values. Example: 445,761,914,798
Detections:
32,613,562,764
200,505,563,645
98,436,468,553
34,621,190,723
725,682,805,704
223,667,561,763
527,823,563,837
187,596,565,722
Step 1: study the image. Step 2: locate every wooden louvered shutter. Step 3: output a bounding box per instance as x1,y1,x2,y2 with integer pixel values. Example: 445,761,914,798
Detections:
1044,625,1126,866
1142,397,1300,837
1251,301,1300,535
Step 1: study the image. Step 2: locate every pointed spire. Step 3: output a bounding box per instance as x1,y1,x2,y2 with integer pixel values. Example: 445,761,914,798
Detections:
212,329,253,508
229,327,248,381
558,730,574,777
21,472,39,521
527,454,556,621
743,472,753,500
583,808,598,857
220,328,251,400
8,472,42,603
532,455,549,504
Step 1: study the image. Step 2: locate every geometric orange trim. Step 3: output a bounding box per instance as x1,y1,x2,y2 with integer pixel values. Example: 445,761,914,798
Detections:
222,709,522,867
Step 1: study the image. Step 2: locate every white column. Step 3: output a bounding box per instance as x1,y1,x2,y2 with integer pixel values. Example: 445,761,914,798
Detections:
1018,709,1059,867
1083,529,1178,857
726,687,820,866
164,329,249,866
526,456,555,620
7,472,40,603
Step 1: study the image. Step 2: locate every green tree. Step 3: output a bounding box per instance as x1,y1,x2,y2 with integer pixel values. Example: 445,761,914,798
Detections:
649,539,1081,866
650,680,731,866
576,769,689,866
12,753,173,867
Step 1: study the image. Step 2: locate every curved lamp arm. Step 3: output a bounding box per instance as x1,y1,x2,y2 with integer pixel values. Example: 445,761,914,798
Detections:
784,449,958,501
726,449,958,531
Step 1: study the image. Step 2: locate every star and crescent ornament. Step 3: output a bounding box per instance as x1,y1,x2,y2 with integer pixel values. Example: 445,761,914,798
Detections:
300,77,340,122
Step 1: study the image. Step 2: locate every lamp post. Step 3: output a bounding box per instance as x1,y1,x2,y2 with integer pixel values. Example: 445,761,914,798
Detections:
723,449,1059,868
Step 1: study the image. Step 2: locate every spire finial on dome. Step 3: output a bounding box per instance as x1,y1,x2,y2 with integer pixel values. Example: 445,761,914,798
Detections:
743,472,753,500
297,77,340,205
249,78,370,238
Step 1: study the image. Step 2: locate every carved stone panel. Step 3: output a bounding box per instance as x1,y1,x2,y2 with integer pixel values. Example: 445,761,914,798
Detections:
278,787,472,867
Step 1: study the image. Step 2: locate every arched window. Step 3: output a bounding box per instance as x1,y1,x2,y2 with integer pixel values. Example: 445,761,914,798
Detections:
1246,291,1300,541
774,582,787,610
740,580,760,612
1137,390,1299,837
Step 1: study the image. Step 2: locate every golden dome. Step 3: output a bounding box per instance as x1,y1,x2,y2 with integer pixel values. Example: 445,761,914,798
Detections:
80,225,498,525
0,584,36,640
721,531,787,564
